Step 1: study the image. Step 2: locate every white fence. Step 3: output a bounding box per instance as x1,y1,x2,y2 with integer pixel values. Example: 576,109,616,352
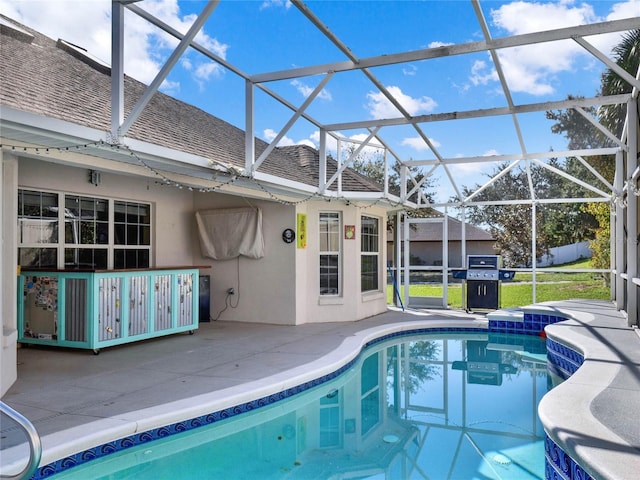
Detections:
536,241,592,267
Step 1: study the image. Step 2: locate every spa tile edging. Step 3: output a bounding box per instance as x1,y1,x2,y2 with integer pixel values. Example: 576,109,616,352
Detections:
32,325,490,478
31,314,593,480
545,436,594,480
490,306,596,480
544,337,592,480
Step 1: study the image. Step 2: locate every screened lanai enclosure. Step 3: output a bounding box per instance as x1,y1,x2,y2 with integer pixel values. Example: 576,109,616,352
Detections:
2,0,639,324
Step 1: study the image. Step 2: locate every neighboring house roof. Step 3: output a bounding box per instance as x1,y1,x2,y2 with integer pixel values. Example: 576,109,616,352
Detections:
390,217,495,242
0,16,382,194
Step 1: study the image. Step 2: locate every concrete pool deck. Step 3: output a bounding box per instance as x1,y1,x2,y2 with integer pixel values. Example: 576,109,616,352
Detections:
1,300,639,479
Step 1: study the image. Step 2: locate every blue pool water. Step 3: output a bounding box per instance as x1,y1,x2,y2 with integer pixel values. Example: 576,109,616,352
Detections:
52,332,553,479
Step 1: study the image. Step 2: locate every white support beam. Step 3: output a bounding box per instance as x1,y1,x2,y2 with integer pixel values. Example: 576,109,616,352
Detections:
403,217,410,308
110,1,125,141
614,150,624,308
125,1,326,134
525,159,536,201
460,207,466,270
120,1,219,136
464,159,522,203
126,2,246,79
442,207,449,308
407,147,621,167
575,106,625,148
574,36,640,92
626,97,638,326
250,18,639,83
453,197,610,208
405,164,437,206
319,128,327,192
324,94,631,131
323,126,380,192
245,79,255,174
472,0,527,157
253,73,334,172
383,149,389,198
395,211,402,309
531,158,611,199
400,164,408,201
575,155,614,191
531,201,537,302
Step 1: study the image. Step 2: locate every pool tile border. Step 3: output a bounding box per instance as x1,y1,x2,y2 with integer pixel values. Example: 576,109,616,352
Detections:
521,313,593,480
34,327,489,478
545,436,594,480
32,321,586,479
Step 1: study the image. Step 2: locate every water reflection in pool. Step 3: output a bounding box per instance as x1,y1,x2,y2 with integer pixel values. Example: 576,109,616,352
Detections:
54,332,551,479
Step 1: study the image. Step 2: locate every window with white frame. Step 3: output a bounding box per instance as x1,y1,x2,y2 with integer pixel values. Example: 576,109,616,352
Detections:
319,392,342,448
360,352,381,436
18,189,151,270
360,215,380,292
319,212,341,295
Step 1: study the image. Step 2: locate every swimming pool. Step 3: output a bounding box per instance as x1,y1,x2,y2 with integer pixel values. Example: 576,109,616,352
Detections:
49,331,551,479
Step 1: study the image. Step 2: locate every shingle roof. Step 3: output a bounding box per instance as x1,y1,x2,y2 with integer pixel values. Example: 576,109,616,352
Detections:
0,16,382,194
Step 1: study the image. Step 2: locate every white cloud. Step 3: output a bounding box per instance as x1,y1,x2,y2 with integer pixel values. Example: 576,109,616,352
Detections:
470,59,499,87
291,79,332,101
402,64,418,76
401,136,440,151
486,0,640,95
264,128,294,146
309,130,320,144
260,0,292,10
263,128,317,147
310,130,338,151
195,61,222,81
594,0,640,56
449,160,501,179
366,86,437,119
483,149,500,157
0,0,228,91
348,133,384,149
428,41,454,48
491,1,598,34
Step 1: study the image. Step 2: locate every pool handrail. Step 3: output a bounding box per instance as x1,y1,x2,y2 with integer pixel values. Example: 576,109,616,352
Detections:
0,401,42,480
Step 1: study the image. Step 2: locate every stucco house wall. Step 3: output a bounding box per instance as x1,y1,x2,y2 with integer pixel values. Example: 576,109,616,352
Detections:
14,157,387,329
0,14,392,395
192,192,297,325
298,202,388,325
18,157,195,267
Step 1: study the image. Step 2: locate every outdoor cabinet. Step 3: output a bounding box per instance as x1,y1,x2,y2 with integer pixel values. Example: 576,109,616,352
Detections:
466,279,499,311
18,267,202,353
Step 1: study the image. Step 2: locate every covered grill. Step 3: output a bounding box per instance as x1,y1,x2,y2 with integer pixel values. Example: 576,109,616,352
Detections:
453,255,515,312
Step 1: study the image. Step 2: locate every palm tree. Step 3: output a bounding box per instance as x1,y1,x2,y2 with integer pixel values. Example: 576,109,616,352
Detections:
598,29,640,138
589,29,640,270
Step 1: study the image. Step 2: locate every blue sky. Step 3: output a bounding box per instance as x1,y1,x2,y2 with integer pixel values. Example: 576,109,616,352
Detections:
1,0,639,202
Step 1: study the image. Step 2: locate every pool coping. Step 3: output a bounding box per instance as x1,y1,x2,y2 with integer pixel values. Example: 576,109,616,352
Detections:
535,300,640,480
6,300,638,479
20,319,489,477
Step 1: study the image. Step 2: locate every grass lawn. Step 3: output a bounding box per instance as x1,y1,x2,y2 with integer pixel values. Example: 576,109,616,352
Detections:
387,258,610,309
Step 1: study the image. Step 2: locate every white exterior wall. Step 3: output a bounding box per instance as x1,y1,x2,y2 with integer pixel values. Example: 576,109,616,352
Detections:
192,191,297,325
12,157,389,332
1,153,19,396
298,202,388,324
18,157,194,267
